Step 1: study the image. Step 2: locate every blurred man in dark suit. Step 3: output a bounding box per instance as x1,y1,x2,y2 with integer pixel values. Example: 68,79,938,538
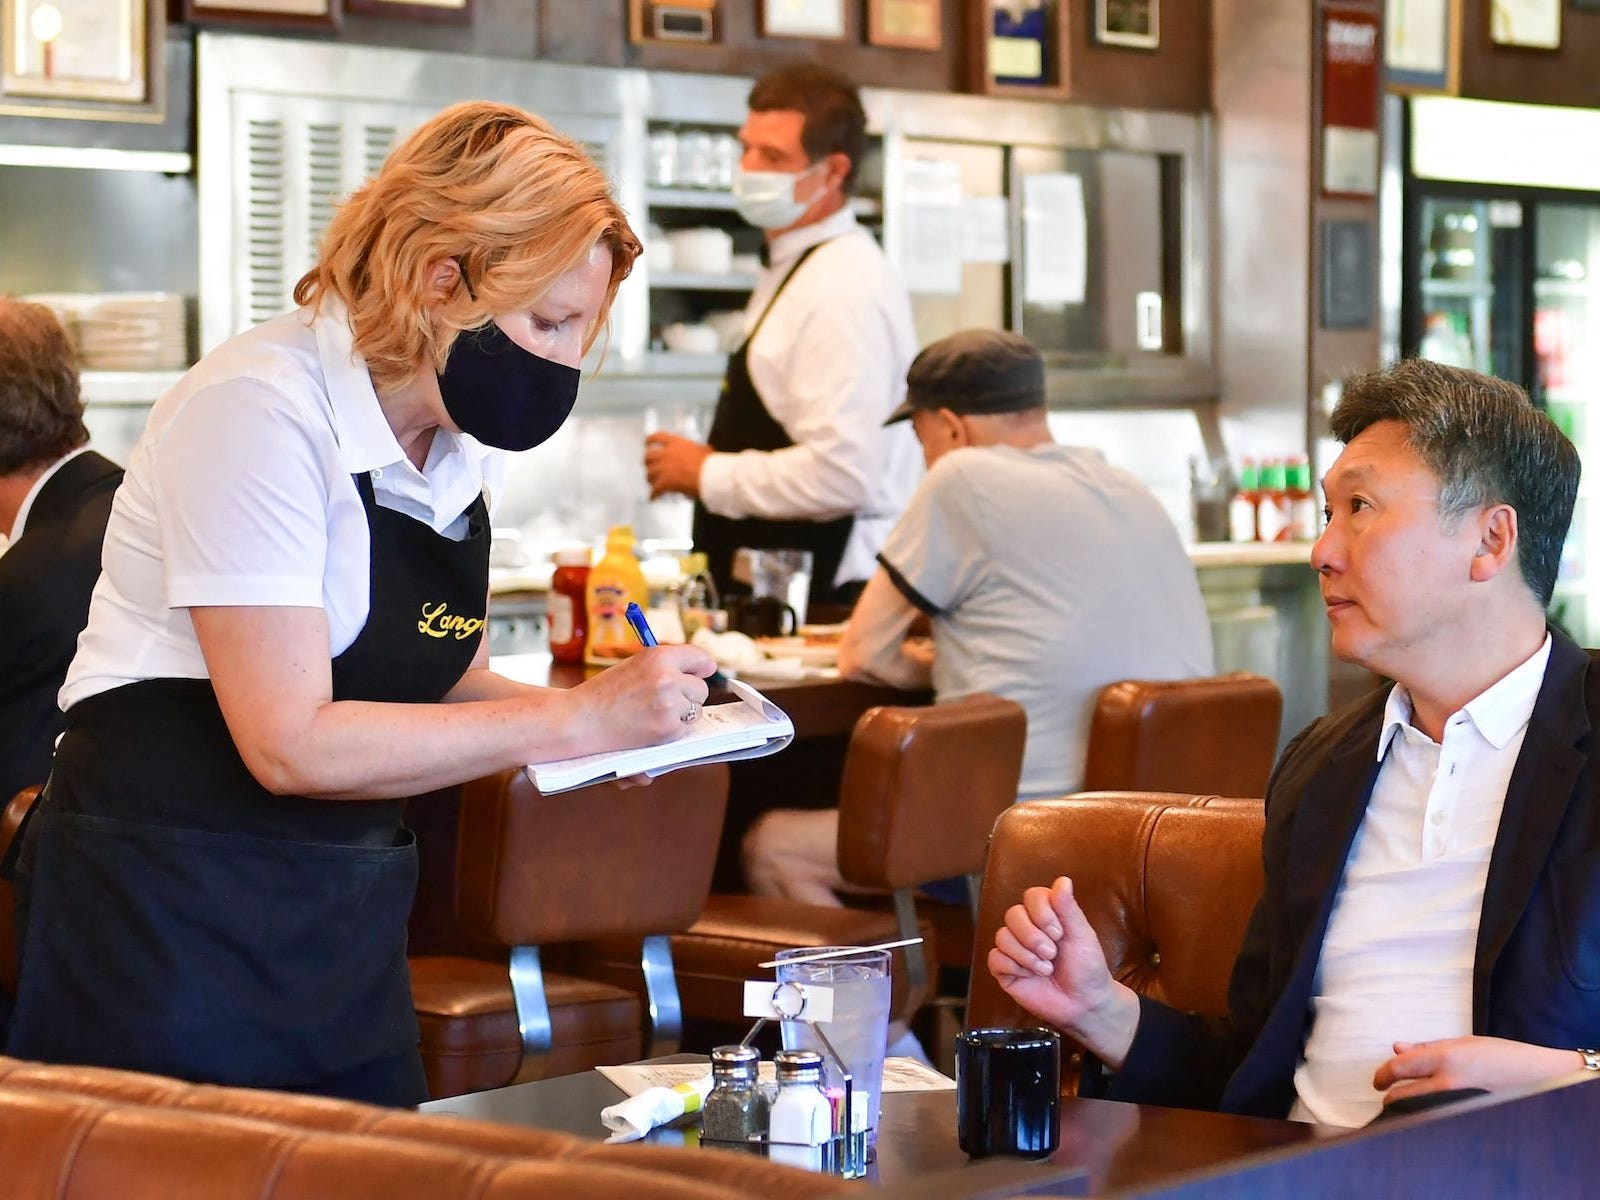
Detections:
0,298,122,808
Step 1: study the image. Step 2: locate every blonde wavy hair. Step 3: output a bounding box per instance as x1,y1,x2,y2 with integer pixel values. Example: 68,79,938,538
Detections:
293,101,641,391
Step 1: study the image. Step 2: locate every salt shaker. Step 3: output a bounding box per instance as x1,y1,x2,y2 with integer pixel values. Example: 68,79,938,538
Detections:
768,1049,832,1170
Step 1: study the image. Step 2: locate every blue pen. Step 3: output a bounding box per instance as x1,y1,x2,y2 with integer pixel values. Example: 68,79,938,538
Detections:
626,600,731,687
624,601,658,647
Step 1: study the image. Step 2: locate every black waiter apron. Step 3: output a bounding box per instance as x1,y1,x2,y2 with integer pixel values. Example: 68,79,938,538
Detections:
692,243,854,610
7,471,488,1106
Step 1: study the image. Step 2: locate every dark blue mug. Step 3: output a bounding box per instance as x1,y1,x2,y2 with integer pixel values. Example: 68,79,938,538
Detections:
955,1027,1061,1158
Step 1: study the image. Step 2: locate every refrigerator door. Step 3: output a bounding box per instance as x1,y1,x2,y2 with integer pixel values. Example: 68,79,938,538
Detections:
1414,195,1526,383
1537,202,1600,645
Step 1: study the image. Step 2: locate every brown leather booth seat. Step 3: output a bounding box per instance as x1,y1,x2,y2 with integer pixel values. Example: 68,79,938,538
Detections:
965,792,1266,1092
411,764,729,1099
0,1054,841,1200
1082,673,1283,798
410,965,641,1095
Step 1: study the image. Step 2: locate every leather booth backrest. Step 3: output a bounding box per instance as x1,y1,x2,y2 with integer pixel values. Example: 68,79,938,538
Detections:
0,785,42,994
836,694,1026,891
0,1055,841,1200
454,763,728,947
1082,673,1283,798
966,792,1265,1039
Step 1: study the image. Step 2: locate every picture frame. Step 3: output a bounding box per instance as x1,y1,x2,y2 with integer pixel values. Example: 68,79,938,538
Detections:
182,0,340,30
1488,0,1560,48
969,0,1069,98
1384,0,1460,94
759,0,846,40
346,0,468,21
1094,0,1158,49
628,0,719,44
866,0,941,50
2,0,149,103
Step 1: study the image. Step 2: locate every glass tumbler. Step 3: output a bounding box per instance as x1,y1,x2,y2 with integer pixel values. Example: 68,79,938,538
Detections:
775,946,893,1145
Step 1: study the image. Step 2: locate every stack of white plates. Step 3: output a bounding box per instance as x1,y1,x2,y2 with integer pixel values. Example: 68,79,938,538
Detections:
77,293,187,371
20,292,93,345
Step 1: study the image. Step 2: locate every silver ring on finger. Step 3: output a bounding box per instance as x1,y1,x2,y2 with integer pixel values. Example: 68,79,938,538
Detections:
681,701,700,724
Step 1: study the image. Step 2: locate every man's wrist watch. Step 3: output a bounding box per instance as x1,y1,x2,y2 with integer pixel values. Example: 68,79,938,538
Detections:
1577,1048,1600,1072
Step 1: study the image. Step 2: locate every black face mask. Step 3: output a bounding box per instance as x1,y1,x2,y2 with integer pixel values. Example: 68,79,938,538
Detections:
437,320,580,452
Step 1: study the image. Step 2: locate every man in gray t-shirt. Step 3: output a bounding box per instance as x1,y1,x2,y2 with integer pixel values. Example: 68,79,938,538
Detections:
742,329,1214,905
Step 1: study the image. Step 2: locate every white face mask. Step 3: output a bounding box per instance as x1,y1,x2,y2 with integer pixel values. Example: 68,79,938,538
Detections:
731,161,826,231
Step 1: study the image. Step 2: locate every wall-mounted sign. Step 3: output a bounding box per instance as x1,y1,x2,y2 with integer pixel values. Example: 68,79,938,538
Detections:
973,0,1067,96
629,0,719,44
1384,0,1459,93
1322,7,1380,196
1489,0,1560,48
347,0,470,22
184,0,341,28
1094,0,1158,50
1321,219,1375,330
867,0,940,50
2,0,147,102
758,0,845,40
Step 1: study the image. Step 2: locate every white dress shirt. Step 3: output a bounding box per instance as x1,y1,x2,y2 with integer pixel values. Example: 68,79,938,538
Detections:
1289,635,1553,1127
697,206,922,587
61,303,502,709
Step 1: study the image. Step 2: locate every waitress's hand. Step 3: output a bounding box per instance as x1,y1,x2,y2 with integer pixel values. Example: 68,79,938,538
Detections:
644,433,711,500
571,642,717,748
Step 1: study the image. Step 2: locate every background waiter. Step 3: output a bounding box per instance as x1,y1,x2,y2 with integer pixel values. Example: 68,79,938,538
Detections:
644,62,919,611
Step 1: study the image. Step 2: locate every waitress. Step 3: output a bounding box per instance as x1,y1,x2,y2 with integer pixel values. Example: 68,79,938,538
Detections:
5,101,713,1107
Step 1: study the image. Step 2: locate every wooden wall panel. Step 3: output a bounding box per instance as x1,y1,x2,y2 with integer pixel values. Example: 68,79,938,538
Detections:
538,2,966,92
1066,0,1210,113
1455,0,1600,109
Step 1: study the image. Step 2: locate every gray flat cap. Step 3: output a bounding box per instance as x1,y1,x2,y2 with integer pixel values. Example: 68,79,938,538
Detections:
886,329,1046,424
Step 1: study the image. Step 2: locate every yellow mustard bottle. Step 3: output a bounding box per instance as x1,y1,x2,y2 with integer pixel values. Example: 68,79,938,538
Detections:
585,525,649,664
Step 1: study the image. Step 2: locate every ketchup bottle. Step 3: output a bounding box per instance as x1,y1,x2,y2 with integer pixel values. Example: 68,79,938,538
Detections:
547,547,591,665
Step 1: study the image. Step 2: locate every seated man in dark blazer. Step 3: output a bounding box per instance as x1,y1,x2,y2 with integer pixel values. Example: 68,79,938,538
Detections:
989,358,1598,1127
0,299,123,808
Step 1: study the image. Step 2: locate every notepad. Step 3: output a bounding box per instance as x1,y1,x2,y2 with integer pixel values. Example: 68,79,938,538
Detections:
526,678,794,794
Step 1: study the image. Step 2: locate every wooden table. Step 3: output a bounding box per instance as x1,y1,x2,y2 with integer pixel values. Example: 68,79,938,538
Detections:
420,1064,1322,1196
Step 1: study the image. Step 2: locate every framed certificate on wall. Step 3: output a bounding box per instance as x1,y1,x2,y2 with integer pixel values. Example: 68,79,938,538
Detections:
1385,0,1460,93
2,0,148,102
1488,0,1560,48
866,0,940,50
347,0,469,21
758,0,845,39
1094,0,1158,49
183,0,341,28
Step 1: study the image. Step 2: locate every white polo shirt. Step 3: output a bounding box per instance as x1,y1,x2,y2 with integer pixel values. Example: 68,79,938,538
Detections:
1289,635,1553,1127
61,303,502,710
697,206,922,588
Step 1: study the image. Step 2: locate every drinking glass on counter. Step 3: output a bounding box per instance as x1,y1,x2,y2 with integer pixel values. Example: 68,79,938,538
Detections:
775,946,893,1145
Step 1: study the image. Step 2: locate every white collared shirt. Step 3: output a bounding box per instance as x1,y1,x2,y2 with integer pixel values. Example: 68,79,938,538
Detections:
61,304,502,709
1288,635,1553,1127
9,445,93,541
697,206,922,588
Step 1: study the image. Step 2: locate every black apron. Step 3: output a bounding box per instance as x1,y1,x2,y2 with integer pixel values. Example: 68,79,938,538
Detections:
6,471,488,1106
692,243,854,610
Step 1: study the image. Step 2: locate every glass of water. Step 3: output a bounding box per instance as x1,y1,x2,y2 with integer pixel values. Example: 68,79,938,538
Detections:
775,946,893,1145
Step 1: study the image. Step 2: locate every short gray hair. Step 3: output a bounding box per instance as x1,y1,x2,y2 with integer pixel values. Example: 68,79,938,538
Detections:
1330,358,1578,606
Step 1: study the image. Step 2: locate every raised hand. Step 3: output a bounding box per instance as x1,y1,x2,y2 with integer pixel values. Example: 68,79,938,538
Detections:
987,876,1141,1069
